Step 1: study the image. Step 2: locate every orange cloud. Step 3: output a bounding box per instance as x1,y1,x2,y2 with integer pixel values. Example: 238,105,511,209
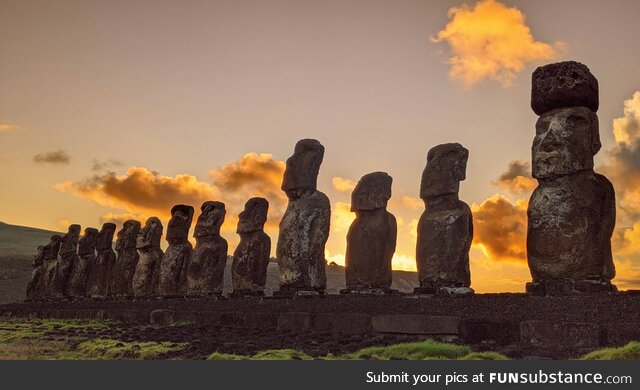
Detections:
401,196,423,210
331,201,355,234
432,0,560,87
0,123,18,133
471,194,528,262
56,153,287,241
494,160,537,194
331,176,356,193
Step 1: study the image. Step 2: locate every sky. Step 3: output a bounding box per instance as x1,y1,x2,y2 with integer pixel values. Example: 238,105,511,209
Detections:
2,0,640,292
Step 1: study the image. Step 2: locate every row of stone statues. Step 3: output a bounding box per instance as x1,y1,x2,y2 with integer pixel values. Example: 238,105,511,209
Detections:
26,60,617,300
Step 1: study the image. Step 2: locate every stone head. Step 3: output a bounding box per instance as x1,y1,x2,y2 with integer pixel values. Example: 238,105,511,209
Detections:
194,201,226,238
34,245,45,261
44,235,62,260
78,228,99,256
532,107,600,180
166,204,194,242
96,223,116,251
237,197,269,233
137,217,163,249
281,139,325,199
59,224,81,255
351,172,392,212
420,143,469,200
115,220,141,251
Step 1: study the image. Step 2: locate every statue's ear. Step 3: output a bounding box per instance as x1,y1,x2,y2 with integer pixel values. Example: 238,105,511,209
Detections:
590,112,602,155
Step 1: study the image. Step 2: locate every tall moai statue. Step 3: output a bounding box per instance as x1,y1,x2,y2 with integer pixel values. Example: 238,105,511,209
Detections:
67,227,98,299
232,197,271,296
187,201,228,296
132,217,164,298
40,235,62,301
276,139,331,296
158,204,194,297
109,220,141,298
86,223,116,298
50,224,81,300
415,143,473,295
527,61,616,295
25,245,46,301
344,172,397,293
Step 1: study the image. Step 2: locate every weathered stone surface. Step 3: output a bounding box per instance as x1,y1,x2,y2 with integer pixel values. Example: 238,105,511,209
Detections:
345,172,396,290
39,235,62,301
50,225,81,300
132,217,164,298
187,201,228,296
371,315,460,335
67,227,98,299
86,223,116,298
520,320,601,349
527,68,615,292
416,144,473,292
531,61,599,115
150,309,176,326
158,205,194,297
277,139,330,293
109,220,141,297
232,198,270,294
25,245,46,301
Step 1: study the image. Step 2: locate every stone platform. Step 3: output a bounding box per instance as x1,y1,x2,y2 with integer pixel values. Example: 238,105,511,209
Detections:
2,292,640,358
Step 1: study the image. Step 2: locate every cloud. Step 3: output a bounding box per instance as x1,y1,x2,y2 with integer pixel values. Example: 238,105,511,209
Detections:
471,194,528,262
56,153,287,247
0,123,18,133
494,160,537,194
331,176,356,193
331,201,355,234
432,0,560,87
57,219,71,231
33,150,71,165
401,196,423,210
92,158,125,172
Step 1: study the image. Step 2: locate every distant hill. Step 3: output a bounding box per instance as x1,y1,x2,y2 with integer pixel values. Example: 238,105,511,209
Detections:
0,222,418,303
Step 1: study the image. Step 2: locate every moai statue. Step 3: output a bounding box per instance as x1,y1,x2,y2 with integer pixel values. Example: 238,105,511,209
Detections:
132,217,164,298
344,172,397,293
527,61,616,295
276,139,331,296
86,223,116,298
40,235,62,301
109,220,141,298
187,201,228,296
415,143,473,295
158,205,194,297
232,197,271,296
50,224,81,300
25,245,46,301
67,227,98,299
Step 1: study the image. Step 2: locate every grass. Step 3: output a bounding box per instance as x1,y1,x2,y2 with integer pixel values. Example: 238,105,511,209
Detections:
0,318,113,342
206,340,500,361
76,339,189,360
581,342,640,360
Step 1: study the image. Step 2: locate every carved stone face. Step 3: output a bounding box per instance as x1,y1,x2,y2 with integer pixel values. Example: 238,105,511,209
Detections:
115,220,141,251
351,172,392,211
532,107,600,180
237,197,269,233
96,223,116,251
78,228,99,256
137,217,163,249
281,139,324,199
420,143,469,200
44,235,62,260
59,224,81,255
194,201,226,237
166,205,194,242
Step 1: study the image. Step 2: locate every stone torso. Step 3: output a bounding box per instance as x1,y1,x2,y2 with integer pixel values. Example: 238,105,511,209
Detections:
527,171,615,281
232,231,271,292
277,190,330,291
416,200,472,288
132,246,164,298
187,236,228,295
158,242,193,297
345,209,396,289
